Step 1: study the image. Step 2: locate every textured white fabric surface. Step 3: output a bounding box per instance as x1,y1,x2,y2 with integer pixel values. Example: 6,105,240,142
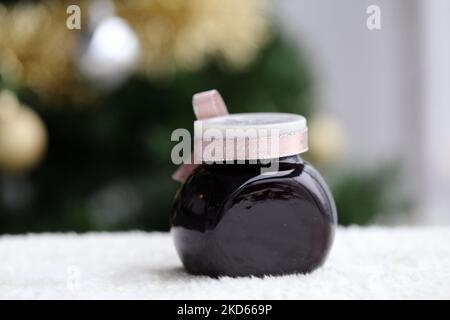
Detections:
1,226,449,300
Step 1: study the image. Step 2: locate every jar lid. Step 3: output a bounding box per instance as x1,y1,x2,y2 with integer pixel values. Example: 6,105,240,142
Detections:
194,112,308,162
194,112,307,137
172,90,308,182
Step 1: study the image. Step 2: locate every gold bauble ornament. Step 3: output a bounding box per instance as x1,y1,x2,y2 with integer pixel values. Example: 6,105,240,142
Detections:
0,90,47,172
308,113,346,165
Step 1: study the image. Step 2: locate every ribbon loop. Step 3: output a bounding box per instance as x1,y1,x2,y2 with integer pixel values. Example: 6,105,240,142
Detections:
172,89,229,183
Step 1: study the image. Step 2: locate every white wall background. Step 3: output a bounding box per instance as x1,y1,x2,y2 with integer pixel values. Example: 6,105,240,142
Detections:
272,0,450,224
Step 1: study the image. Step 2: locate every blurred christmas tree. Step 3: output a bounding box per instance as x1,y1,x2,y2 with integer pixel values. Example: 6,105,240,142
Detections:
0,0,406,233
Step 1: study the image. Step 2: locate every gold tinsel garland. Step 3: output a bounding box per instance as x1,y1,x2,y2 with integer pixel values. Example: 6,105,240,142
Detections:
117,0,269,75
0,0,269,104
0,2,83,103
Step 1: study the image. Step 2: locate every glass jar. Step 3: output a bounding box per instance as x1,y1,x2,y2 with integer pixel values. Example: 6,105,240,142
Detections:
171,111,337,277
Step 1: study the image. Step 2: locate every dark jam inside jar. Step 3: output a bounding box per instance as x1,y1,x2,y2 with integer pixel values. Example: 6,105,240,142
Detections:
172,154,337,277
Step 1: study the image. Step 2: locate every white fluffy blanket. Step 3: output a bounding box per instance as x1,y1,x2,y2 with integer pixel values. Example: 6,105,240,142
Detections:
1,226,449,299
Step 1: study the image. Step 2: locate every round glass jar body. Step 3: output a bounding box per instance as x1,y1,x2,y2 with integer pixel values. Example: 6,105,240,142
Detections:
171,154,337,277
